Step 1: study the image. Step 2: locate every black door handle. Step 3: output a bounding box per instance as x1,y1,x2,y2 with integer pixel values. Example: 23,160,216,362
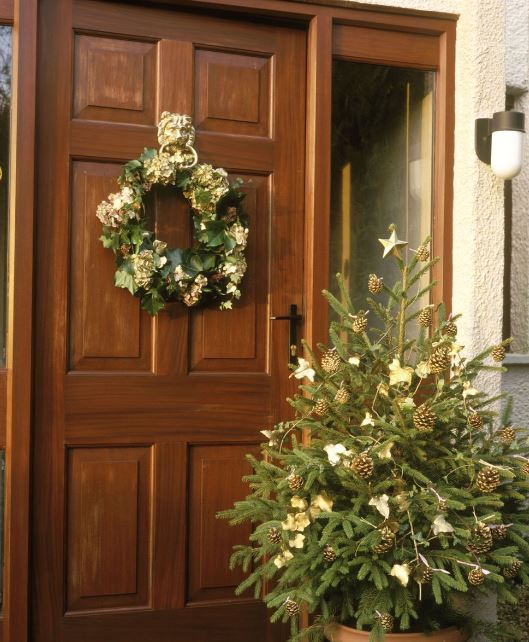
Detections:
270,304,303,365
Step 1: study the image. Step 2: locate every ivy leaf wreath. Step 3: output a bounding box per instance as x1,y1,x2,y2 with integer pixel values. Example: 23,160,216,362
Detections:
96,112,248,316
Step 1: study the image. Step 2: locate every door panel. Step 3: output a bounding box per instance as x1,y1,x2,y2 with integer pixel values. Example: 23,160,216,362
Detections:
34,1,306,641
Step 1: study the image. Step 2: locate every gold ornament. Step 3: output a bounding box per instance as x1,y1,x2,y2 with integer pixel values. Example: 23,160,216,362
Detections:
468,568,485,586
428,346,451,374
351,453,374,479
368,274,384,294
287,474,304,492
285,598,300,616
415,564,433,584
323,545,337,562
443,321,458,337
321,350,341,374
267,527,282,544
334,386,350,405
466,522,493,554
476,467,500,493
418,306,433,328
379,229,408,259
499,426,515,445
468,412,484,429
352,314,368,334
314,398,329,417
415,245,430,261
491,344,506,362
413,404,436,432
503,560,522,578
378,613,394,632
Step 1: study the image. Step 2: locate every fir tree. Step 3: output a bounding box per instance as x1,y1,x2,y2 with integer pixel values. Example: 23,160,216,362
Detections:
219,226,529,641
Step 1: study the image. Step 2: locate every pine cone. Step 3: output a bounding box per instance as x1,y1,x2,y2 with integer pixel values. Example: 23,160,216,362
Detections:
443,321,458,337
368,274,383,295
503,560,522,578
415,564,433,584
323,545,337,562
285,598,300,616
334,386,350,405
267,527,282,544
476,467,500,493
492,524,509,540
418,306,433,328
428,346,451,374
437,498,448,512
522,461,529,476
379,613,394,632
321,349,341,374
314,398,329,417
416,245,430,261
499,426,516,445
413,404,436,432
466,522,493,554
351,453,374,479
492,344,506,362
352,314,368,334
468,412,483,429
468,568,485,586
287,474,304,492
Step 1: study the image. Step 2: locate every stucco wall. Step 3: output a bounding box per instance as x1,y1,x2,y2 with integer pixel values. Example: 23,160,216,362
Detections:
346,0,507,401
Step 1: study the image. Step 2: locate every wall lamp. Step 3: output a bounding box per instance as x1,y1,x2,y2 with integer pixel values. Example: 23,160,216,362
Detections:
475,111,525,179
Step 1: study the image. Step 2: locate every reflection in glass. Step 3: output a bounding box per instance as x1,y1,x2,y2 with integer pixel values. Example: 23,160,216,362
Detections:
0,26,10,366
330,61,434,325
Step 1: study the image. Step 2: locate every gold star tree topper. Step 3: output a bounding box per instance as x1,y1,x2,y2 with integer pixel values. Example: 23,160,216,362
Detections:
379,228,408,258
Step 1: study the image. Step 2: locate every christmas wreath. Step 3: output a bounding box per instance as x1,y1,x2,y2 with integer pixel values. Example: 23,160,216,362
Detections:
96,112,248,315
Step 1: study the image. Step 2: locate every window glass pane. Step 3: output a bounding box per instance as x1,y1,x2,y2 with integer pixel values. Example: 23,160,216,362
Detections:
0,26,11,366
330,60,434,322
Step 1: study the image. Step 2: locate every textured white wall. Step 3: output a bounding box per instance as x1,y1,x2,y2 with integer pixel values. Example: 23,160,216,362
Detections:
346,0,507,400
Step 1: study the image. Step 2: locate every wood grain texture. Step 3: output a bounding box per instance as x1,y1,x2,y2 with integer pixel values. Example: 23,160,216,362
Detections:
3,1,37,641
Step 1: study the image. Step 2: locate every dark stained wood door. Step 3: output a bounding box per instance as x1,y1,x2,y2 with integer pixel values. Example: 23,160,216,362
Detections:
33,1,306,641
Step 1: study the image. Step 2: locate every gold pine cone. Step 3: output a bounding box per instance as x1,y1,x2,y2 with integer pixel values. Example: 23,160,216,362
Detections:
415,564,434,584
443,321,458,337
466,522,493,554
368,274,384,295
321,349,341,374
468,568,485,586
285,598,300,616
267,527,282,544
428,346,451,374
323,545,337,562
287,473,304,492
522,461,529,476
492,344,506,362
379,613,394,632
334,386,350,405
352,314,368,334
476,467,500,493
503,560,522,579
492,524,509,540
468,412,483,429
351,453,374,479
437,498,448,512
416,245,430,261
314,398,329,417
413,404,436,432
418,306,433,328
499,426,516,445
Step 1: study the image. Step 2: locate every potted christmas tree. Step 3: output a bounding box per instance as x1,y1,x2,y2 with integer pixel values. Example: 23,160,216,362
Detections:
219,226,529,641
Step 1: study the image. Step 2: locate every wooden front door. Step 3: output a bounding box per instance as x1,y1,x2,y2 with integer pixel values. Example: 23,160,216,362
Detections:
33,2,306,641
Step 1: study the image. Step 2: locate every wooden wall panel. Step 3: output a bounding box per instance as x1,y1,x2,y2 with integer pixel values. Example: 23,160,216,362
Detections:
190,174,270,373
66,446,153,612
194,49,271,138
70,161,151,372
73,35,157,124
187,444,257,603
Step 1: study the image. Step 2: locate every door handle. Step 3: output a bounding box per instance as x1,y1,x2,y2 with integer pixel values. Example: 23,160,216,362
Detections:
270,304,303,365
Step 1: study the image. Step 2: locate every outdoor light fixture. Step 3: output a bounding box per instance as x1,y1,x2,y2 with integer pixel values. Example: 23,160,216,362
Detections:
475,111,525,179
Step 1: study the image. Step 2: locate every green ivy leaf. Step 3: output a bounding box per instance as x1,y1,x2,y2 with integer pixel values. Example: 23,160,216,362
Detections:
141,290,165,316
114,269,136,295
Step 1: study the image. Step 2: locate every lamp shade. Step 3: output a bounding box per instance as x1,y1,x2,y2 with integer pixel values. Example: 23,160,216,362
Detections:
491,129,524,179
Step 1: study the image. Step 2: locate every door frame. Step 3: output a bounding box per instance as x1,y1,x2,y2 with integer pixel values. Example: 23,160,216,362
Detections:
3,1,456,641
